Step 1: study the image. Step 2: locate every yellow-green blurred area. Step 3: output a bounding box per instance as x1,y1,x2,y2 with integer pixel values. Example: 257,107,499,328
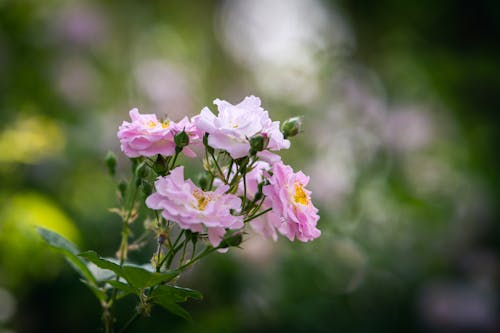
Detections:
0,0,499,332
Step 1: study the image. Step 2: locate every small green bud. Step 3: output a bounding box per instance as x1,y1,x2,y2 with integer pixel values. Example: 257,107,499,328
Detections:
235,156,249,166
191,233,198,246
197,172,210,191
135,161,148,178
281,116,303,139
118,180,127,198
235,157,249,173
141,179,152,196
130,158,140,173
249,135,265,155
174,130,189,148
105,151,117,176
154,155,168,175
253,181,265,202
219,232,243,249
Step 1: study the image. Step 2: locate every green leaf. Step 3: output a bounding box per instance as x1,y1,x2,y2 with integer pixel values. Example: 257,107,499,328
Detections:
79,251,179,290
152,285,202,302
37,227,96,285
151,285,202,320
87,262,116,282
122,265,179,289
106,280,137,299
154,300,192,321
79,251,123,278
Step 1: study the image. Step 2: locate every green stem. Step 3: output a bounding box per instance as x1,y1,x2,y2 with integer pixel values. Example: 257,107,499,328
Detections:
106,173,140,332
242,172,247,209
178,240,188,268
178,246,216,271
244,207,272,223
165,230,186,268
229,163,240,187
226,160,234,180
155,243,163,272
208,172,215,191
210,150,226,183
170,150,180,170
119,309,142,333
190,241,197,260
103,306,112,333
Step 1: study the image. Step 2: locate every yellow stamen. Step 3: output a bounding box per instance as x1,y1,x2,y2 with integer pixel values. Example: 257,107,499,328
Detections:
161,120,170,128
146,120,157,128
293,182,309,206
193,189,211,211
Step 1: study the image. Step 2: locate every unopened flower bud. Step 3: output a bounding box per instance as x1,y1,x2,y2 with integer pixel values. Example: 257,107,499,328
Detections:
197,172,210,191
130,158,139,173
118,180,127,198
219,232,243,249
135,161,148,179
141,179,152,196
154,155,168,175
253,181,265,201
105,151,117,176
281,116,303,139
191,233,198,246
249,135,265,155
174,130,190,149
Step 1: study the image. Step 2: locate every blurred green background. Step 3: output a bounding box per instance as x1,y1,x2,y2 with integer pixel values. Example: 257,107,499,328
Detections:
0,0,499,332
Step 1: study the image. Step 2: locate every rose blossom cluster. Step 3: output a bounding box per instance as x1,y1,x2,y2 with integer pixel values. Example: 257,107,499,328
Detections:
117,95,320,248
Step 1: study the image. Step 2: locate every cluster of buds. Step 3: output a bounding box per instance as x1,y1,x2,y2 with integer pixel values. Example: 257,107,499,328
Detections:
116,95,320,252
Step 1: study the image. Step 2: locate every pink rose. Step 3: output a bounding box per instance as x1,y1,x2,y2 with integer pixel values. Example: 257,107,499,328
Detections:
117,108,200,158
195,96,290,159
263,161,320,242
145,166,244,247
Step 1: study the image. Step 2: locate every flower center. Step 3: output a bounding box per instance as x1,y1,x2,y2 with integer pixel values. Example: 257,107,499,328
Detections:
146,120,157,128
193,189,211,211
161,120,170,128
293,182,309,206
